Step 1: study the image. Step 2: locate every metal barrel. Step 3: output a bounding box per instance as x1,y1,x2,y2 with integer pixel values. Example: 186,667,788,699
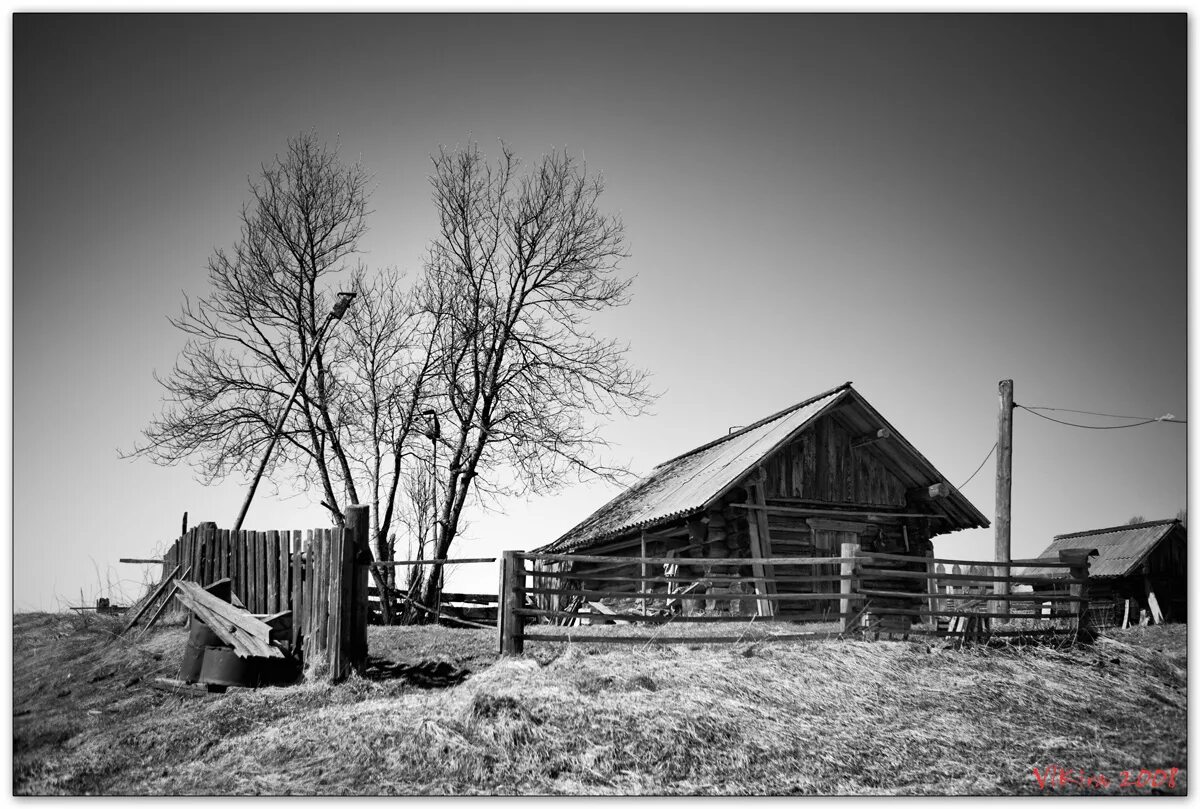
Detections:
198,646,259,688
179,615,225,683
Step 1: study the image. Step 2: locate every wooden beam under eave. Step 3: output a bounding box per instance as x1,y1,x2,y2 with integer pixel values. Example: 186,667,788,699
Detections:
907,482,951,503
851,428,892,449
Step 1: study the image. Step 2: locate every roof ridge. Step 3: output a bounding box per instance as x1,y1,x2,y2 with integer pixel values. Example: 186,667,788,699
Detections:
651,381,854,469
1054,518,1181,540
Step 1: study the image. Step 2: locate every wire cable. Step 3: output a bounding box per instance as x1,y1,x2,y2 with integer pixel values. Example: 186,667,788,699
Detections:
1021,404,1185,424
1016,405,1168,430
957,441,998,489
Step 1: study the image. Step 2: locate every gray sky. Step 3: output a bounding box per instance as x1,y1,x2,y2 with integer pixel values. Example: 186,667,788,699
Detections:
14,13,1186,609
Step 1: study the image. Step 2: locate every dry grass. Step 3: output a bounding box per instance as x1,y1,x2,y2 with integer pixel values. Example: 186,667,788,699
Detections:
12,613,1186,796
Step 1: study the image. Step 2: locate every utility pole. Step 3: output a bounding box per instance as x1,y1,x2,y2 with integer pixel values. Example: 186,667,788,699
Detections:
231,292,356,532
995,378,1014,616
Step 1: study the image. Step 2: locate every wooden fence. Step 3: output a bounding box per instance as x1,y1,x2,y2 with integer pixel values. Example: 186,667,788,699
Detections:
498,546,1093,653
154,506,371,680
367,558,498,627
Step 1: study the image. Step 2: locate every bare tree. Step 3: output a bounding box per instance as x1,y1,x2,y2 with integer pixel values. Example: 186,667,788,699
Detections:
338,267,440,570
130,131,439,559
130,132,369,522
414,141,655,610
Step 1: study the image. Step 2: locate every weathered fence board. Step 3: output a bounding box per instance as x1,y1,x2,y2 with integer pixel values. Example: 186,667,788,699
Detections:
152,512,370,682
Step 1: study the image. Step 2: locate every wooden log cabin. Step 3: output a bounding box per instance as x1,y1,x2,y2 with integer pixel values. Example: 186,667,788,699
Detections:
1024,519,1186,624
531,382,990,624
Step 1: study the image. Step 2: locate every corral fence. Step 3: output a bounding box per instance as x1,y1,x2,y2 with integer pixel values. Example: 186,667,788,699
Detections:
134,505,372,681
367,557,498,628
497,545,1095,653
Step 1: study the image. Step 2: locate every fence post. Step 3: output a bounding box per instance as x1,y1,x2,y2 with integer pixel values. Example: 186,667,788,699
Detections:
1059,548,1095,640
346,504,371,673
499,551,525,654
925,551,939,629
839,542,860,633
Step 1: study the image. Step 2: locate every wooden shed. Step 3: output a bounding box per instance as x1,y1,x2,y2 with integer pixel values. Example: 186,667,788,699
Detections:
532,382,989,622
1024,520,1186,623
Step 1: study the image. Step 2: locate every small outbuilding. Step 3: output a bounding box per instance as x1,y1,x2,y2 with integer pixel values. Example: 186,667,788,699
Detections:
532,382,990,622
1024,519,1186,623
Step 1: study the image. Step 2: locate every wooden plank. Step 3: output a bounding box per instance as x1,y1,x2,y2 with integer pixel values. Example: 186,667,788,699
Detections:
314,528,329,666
855,567,1088,586
184,527,195,583
328,527,344,678
310,529,323,666
227,531,238,604
118,565,183,635
522,631,846,645
865,551,1075,568
733,503,949,520
1147,590,1164,624
748,479,779,605
514,607,857,623
172,580,283,658
291,533,303,649
119,558,162,564
808,518,873,534
370,557,496,566
279,530,291,613
261,530,273,614
496,552,508,651
139,569,192,633
266,530,280,617
343,520,355,672
241,530,251,608
855,587,1084,603
218,529,229,582
245,530,257,614
288,530,300,611
522,551,859,566
517,586,848,602
303,530,315,659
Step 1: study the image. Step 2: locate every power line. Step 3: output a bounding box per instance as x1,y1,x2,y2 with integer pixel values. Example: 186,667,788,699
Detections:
958,441,997,489
1016,405,1169,429
1021,404,1185,424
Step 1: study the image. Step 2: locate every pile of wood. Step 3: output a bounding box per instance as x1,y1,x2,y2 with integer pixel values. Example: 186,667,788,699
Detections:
132,577,297,692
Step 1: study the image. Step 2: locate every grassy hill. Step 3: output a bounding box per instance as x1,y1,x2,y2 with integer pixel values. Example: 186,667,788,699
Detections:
13,612,1186,795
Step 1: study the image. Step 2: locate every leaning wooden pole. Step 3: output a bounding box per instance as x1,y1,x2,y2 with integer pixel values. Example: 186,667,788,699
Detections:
995,379,1014,618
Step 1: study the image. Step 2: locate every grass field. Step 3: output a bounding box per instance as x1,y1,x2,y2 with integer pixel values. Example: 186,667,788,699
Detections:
12,611,1186,795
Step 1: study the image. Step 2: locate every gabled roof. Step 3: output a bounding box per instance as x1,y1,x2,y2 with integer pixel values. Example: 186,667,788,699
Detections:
1023,520,1184,579
537,382,989,554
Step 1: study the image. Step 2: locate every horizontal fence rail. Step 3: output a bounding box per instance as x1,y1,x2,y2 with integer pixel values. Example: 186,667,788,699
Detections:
367,557,499,627
497,545,1095,653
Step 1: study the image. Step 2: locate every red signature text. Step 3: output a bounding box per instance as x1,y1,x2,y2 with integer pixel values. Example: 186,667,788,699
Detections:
1031,765,1180,791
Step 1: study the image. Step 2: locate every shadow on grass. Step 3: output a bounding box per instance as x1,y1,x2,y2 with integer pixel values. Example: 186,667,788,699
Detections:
362,656,470,688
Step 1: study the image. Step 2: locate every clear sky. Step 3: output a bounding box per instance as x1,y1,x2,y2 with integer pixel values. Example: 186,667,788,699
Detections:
13,13,1186,610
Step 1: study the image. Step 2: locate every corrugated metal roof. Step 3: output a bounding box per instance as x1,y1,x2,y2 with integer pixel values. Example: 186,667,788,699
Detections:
1023,520,1182,579
539,383,853,553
